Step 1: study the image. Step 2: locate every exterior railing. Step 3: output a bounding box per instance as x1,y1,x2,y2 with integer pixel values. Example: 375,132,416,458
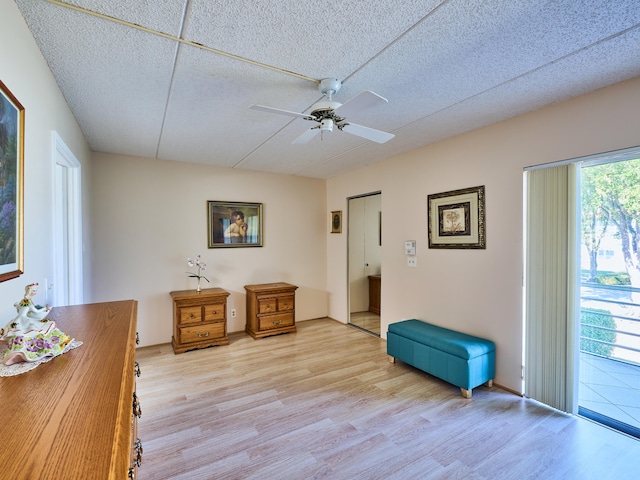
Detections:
580,282,640,366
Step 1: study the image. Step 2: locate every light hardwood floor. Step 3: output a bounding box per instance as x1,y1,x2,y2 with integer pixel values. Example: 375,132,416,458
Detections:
350,311,381,336
136,318,639,480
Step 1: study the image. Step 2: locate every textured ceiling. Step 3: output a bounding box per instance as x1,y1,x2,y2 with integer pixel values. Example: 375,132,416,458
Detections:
13,0,640,179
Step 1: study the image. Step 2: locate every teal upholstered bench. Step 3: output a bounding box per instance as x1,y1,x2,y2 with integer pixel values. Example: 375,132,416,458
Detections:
387,319,495,398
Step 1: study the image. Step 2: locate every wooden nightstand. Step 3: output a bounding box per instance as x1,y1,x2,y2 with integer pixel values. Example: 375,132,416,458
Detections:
170,288,230,354
244,282,298,339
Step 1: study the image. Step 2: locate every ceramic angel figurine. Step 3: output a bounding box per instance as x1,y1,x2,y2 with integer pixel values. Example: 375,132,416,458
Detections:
0,283,72,365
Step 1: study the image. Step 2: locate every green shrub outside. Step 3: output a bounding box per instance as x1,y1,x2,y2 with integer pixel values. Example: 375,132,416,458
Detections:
581,270,630,285
595,273,631,285
580,308,616,357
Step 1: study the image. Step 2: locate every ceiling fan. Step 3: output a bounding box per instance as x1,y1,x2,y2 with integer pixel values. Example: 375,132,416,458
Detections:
250,78,395,144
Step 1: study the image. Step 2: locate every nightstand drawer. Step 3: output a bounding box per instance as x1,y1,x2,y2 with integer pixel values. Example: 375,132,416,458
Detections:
180,323,225,344
180,306,202,324
204,304,225,322
259,313,294,330
278,295,294,311
258,298,277,314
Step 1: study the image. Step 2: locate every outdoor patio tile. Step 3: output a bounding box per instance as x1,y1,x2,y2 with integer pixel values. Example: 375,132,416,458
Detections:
580,353,640,434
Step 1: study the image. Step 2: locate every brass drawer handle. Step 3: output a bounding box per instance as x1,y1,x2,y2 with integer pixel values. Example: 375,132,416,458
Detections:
197,331,209,337
132,392,142,418
272,320,282,326
134,362,141,377
133,438,143,467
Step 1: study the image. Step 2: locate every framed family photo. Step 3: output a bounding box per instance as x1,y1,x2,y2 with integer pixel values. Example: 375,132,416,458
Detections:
207,201,263,248
0,81,24,282
428,185,485,249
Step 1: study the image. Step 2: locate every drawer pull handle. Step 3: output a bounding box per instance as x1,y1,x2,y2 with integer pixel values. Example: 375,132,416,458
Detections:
189,313,195,318
133,438,143,467
134,362,141,377
132,392,142,418
197,331,210,338
272,320,282,326
212,310,217,315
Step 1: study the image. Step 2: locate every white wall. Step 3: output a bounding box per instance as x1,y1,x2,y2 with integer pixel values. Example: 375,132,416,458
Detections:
0,1,92,318
327,76,640,394
91,153,327,347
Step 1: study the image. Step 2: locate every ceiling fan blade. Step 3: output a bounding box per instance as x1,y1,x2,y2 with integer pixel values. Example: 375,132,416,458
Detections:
334,90,388,118
340,123,395,144
292,127,320,144
250,104,314,120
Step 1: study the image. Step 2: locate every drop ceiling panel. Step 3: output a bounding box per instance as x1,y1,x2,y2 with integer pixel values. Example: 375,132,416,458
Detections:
183,0,441,80
15,0,183,158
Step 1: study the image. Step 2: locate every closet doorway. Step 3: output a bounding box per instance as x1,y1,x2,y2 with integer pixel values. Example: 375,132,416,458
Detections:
348,192,381,335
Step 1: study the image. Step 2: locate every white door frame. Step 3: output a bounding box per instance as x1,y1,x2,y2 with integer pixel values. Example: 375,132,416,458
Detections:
52,131,83,306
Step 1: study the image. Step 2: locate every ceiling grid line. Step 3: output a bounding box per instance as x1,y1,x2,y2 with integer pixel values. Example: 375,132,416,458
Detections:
154,0,192,159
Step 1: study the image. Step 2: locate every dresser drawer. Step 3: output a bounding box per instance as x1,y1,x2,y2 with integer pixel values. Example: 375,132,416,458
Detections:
180,306,202,324
180,323,225,344
259,313,294,330
204,304,225,322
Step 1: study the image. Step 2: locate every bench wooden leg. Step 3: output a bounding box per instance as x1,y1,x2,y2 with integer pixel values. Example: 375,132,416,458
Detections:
461,388,472,399
485,379,493,388
388,355,396,363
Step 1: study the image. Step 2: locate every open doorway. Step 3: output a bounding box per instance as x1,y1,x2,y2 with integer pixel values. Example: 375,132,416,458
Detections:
52,132,83,306
348,192,381,335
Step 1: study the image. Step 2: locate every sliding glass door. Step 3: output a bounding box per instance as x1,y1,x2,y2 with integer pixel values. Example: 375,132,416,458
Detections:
524,146,640,439
578,156,640,438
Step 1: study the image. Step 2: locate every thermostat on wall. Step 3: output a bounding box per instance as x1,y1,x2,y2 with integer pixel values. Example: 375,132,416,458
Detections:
404,240,416,256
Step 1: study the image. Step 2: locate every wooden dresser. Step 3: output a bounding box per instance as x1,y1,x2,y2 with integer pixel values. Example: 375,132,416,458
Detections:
368,274,381,314
0,300,142,479
245,282,298,339
171,288,230,354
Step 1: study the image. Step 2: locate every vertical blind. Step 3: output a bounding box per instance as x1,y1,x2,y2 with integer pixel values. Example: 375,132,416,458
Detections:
524,163,579,413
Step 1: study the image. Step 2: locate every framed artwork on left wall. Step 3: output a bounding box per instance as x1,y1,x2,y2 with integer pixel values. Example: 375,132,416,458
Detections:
0,80,24,282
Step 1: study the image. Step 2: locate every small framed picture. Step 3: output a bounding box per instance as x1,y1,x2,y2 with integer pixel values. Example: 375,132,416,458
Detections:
428,186,485,249
330,211,342,234
207,201,263,248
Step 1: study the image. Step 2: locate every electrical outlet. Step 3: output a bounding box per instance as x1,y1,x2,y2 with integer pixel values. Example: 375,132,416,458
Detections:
231,309,237,318
407,256,417,267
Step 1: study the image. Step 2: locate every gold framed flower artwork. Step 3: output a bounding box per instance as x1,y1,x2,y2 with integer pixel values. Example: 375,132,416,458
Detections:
428,186,485,249
0,81,25,282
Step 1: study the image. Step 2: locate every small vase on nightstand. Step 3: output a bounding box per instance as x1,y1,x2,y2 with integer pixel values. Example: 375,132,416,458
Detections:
187,255,209,294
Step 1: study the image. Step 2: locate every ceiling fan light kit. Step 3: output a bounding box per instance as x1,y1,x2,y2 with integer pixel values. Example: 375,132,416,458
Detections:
250,77,395,145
